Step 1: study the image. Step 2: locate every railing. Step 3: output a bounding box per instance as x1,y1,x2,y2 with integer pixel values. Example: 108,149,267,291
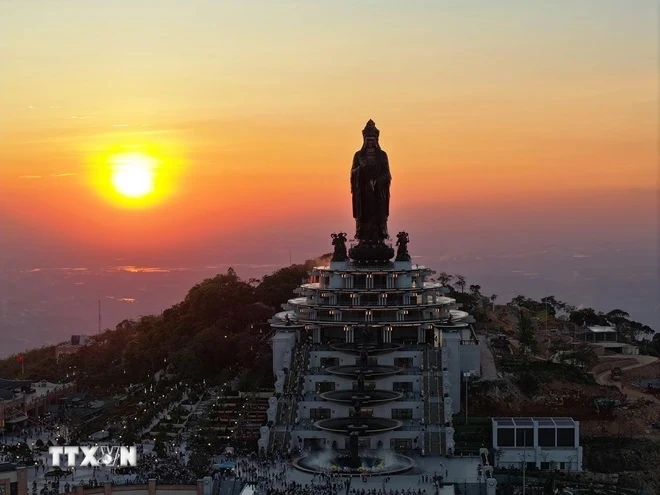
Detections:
310,344,426,353
299,314,453,324
292,419,427,431
300,391,424,402
308,367,422,376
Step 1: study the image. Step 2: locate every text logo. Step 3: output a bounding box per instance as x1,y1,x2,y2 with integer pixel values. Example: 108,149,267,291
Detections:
48,446,138,467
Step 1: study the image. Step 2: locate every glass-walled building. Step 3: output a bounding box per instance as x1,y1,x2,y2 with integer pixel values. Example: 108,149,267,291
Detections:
492,417,582,472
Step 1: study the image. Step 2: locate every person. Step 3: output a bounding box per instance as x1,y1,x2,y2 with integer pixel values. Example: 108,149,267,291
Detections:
351,120,391,242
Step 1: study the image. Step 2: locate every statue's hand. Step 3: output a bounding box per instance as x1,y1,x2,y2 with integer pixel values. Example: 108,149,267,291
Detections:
370,179,376,190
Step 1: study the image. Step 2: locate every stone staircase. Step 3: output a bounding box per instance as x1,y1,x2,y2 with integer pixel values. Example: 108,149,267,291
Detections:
423,345,444,455
282,343,310,447
270,341,310,452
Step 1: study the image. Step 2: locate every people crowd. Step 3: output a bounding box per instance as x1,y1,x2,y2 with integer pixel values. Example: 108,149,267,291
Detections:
113,450,196,485
2,378,454,495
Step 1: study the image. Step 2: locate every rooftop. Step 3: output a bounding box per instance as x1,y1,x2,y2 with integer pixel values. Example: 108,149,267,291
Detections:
584,325,617,333
0,462,17,473
493,417,576,427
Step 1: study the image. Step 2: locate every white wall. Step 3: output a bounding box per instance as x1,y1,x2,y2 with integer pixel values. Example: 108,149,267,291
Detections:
496,447,583,472
459,344,480,377
443,333,461,414
297,400,425,420
272,331,296,377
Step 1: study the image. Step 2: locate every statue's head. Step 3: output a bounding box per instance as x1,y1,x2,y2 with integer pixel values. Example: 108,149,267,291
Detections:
362,119,380,149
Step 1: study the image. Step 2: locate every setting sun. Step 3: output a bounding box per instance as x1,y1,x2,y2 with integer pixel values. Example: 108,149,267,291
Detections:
110,152,156,198
87,141,181,210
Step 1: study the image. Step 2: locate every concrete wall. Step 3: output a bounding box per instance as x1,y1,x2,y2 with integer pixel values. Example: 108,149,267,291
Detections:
459,344,480,377
496,447,583,472
304,375,424,394
272,331,296,378
444,334,461,414
308,351,422,368
297,400,425,420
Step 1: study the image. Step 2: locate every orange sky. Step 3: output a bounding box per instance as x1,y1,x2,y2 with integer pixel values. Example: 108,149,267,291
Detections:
0,1,657,256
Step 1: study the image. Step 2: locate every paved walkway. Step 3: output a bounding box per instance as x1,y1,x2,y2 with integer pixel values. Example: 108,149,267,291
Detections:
595,355,659,403
235,455,483,495
479,340,498,381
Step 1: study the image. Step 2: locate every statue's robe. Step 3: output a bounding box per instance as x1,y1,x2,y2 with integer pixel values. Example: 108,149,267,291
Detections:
350,147,391,242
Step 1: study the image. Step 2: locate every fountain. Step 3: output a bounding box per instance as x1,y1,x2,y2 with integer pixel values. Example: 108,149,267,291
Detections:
319,371,403,405
293,345,414,476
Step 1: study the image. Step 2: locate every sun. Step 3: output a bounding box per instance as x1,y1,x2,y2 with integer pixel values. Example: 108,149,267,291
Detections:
110,152,156,198
88,141,180,209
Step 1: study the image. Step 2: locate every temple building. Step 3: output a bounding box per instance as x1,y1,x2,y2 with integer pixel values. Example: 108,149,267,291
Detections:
260,121,482,461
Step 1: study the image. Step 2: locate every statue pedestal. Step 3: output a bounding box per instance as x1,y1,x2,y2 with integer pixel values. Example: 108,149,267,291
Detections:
330,261,349,270
393,260,412,270
349,241,394,264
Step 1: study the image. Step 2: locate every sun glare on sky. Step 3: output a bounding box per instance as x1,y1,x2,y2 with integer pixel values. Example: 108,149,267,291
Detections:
110,152,156,198
87,144,179,210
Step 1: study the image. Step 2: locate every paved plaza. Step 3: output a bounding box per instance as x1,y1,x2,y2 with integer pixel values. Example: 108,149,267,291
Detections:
286,455,484,487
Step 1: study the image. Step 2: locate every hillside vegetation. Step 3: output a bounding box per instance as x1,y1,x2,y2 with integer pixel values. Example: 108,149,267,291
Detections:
0,258,328,392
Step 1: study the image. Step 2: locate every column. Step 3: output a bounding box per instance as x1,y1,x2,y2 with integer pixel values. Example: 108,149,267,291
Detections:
313,327,321,344
534,422,539,452
16,467,27,495
202,478,212,495
148,479,156,495
486,478,497,495
104,482,112,495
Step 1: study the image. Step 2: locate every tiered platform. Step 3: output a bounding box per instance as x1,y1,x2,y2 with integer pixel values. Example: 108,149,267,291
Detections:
263,256,480,462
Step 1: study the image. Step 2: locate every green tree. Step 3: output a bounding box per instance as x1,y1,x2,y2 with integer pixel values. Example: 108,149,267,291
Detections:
437,272,453,287
569,307,608,327
455,275,467,293
518,311,538,356
561,345,599,369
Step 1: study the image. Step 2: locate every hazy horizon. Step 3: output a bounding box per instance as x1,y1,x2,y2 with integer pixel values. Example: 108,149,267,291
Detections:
1,1,657,357
1,190,657,357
